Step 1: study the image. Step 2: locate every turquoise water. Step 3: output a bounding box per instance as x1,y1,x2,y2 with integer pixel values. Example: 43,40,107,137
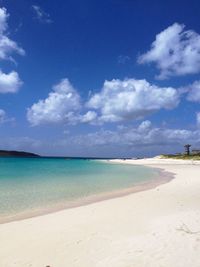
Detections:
0,158,159,222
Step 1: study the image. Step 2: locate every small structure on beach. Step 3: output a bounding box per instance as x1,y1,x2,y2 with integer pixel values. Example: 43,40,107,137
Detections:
184,144,191,155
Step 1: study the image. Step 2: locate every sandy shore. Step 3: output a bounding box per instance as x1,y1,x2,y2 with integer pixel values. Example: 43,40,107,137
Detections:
1,158,200,267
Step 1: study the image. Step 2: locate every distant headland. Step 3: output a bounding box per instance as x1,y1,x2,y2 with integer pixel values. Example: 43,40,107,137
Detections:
0,150,40,158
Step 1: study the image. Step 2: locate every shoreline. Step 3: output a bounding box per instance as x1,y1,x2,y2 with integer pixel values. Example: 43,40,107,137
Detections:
0,164,173,224
1,158,200,267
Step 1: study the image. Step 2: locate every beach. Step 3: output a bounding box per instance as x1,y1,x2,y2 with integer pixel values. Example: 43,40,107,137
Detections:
0,158,200,267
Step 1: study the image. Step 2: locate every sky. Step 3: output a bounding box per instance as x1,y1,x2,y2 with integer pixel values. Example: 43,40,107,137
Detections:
0,0,200,157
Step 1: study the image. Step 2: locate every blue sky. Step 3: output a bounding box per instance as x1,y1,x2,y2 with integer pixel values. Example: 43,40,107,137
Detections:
0,0,200,157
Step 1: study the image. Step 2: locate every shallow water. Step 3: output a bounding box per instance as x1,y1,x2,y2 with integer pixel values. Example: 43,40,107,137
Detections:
0,158,160,222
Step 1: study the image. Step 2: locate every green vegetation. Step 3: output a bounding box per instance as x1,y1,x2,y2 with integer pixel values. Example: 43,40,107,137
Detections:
160,154,200,160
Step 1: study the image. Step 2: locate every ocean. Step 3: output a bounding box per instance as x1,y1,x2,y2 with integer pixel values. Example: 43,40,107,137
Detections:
0,157,160,223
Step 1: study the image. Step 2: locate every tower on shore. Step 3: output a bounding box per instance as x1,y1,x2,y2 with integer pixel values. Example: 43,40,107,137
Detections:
184,144,191,155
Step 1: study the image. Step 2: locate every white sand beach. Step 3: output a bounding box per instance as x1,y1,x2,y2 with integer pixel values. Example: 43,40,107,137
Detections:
0,158,200,267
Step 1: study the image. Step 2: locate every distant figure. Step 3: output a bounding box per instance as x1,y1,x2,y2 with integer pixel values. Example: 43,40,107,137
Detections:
184,144,191,155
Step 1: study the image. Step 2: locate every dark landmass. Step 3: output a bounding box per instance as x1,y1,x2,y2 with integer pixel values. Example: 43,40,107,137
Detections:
0,150,40,158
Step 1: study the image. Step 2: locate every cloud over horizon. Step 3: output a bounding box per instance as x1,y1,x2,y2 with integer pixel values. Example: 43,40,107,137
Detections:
51,120,200,157
70,120,196,147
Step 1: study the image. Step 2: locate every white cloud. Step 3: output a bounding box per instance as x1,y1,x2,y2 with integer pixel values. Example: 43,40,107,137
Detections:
0,70,22,93
0,7,24,94
80,111,97,123
0,7,8,33
32,5,53,24
186,80,200,102
28,77,179,127
0,109,6,123
138,120,152,132
5,121,198,157
27,78,81,126
138,23,200,79
87,78,179,123
70,120,200,149
0,7,25,62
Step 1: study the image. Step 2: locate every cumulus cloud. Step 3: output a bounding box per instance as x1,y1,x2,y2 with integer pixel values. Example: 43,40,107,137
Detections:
186,80,200,102
138,120,152,132
0,7,25,62
138,23,200,79
27,78,81,126
87,78,179,123
32,5,53,24
0,70,22,93
80,111,97,123
27,77,181,127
